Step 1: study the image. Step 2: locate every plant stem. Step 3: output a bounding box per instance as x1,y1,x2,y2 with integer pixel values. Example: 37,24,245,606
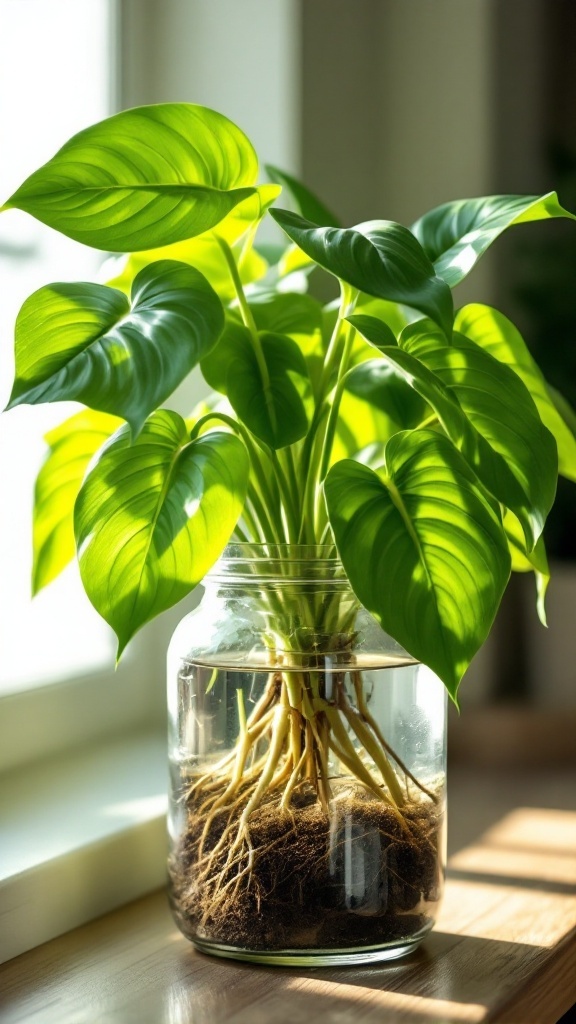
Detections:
217,236,280,436
299,283,358,542
270,450,300,542
316,284,358,396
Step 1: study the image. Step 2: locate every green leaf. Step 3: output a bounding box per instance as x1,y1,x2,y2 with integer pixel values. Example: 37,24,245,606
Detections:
347,314,398,351
265,165,341,227
269,208,454,337
504,511,549,627
333,358,429,466
325,431,511,699
8,260,224,436
248,291,324,389
354,297,414,338
248,291,323,342
345,359,428,432
201,320,312,449
105,228,268,303
74,410,249,654
2,103,264,250
33,409,121,595
400,319,558,547
549,384,576,439
455,303,576,482
348,315,557,549
412,192,576,288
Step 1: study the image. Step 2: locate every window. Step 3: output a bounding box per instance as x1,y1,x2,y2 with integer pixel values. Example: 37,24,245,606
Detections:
0,0,118,693
0,1,167,781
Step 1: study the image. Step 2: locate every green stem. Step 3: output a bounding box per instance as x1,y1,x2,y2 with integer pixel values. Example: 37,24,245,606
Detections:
415,412,439,430
318,322,355,480
217,236,300,545
233,522,251,543
283,446,301,510
216,236,274,414
247,485,281,544
270,450,300,543
297,400,330,543
298,283,358,542
240,493,266,542
316,284,357,397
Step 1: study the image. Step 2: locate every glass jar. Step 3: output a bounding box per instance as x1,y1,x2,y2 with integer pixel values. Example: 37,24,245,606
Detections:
167,545,447,966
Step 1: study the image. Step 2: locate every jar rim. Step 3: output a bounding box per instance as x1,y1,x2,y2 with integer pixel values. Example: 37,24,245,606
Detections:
206,542,348,585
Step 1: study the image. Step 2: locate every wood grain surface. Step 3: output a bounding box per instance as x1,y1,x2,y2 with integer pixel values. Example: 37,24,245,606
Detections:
1,769,575,1024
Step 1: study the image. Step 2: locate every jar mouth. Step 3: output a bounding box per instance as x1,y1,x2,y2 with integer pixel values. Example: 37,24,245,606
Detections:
207,543,348,584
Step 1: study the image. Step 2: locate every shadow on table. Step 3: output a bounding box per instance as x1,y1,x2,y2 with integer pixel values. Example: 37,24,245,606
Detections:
166,931,544,1024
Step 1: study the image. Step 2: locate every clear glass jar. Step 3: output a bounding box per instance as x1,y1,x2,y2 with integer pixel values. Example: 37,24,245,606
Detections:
167,545,447,966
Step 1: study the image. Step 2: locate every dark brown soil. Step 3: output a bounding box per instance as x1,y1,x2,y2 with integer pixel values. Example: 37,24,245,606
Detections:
169,787,444,951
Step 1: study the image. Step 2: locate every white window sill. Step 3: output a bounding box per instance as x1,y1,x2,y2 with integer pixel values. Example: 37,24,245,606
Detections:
0,731,168,964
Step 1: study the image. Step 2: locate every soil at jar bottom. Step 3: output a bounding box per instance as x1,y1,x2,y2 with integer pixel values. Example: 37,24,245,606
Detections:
169,788,444,951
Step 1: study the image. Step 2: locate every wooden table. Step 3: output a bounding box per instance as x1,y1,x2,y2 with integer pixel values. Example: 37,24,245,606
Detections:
1,769,575,1024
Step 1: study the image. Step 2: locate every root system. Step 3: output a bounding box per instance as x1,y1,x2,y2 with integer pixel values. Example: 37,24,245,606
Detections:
170,784,443,951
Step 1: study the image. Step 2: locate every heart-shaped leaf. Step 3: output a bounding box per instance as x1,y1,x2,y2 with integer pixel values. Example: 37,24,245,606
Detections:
201,320,312,448
33,409,121,595
348,315,557,549
325,431,511,698
2,103,264,250
74,410,249,654
455,303,576,482
265,165,341,227
8,260,224,436
412,192,576,288
270,208,453,337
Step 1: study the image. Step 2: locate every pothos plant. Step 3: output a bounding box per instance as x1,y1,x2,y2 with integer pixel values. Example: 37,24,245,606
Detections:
3,104,576,852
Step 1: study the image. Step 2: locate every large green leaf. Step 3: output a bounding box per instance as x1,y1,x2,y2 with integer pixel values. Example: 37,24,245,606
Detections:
265,165,341,227
201,320,312,448
8,260,224,436
75,410,249,654
455,303,576,482
33,409,121,595
412,192,576,288
325,431,511,698
348,315,557,549
270,208,454,337
2,104,265,250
